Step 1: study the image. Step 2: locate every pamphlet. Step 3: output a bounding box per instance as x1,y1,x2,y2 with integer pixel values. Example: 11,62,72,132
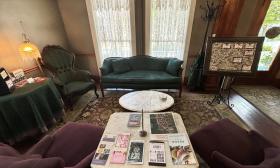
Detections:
110,133,130,164
127,113,141,127
90,134,116,166
148,141,166,166
127,140,144,164
150,113,178,134
168,134,197,165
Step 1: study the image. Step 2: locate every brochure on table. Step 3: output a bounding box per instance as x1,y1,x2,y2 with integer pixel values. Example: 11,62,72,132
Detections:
91,112,197,167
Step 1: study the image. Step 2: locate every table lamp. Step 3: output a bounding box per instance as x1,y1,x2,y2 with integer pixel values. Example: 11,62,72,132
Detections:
18,21,43,73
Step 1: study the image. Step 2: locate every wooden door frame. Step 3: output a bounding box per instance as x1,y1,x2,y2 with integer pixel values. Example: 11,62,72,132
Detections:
235,0,280,87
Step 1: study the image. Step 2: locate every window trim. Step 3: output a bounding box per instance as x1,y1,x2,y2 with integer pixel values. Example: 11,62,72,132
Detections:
86,0,137,70
144,0,197,77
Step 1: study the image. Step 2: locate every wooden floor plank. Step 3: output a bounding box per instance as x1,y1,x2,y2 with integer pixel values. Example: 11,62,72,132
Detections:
229,90,280,146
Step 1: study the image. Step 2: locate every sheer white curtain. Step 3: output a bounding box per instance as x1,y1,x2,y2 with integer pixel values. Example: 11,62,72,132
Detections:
90,0,135,63
146,0,190,60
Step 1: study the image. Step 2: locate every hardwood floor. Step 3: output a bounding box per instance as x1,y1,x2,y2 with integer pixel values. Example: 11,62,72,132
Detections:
229,89,280,146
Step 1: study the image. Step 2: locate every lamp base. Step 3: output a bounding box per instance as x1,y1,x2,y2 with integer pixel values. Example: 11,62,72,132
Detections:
139,130,147,137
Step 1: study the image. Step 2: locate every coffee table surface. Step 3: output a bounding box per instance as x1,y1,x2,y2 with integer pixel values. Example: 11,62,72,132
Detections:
119,91,174,112
91,112,199,168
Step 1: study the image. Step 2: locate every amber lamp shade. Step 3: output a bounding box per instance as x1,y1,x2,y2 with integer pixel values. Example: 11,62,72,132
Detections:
18,41,41,59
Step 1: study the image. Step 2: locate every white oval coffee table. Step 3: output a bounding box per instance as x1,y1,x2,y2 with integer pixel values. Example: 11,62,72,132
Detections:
119,90,174,112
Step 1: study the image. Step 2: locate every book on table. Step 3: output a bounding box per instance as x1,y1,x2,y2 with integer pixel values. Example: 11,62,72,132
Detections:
90,134,116,166
148,141,166,166
127,113,141,127
110,133,131,164
150,113,178,134
127,140,144,164
168,134,197,165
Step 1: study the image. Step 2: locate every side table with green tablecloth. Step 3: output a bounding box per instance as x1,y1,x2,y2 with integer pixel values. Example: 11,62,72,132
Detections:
0,78,64,144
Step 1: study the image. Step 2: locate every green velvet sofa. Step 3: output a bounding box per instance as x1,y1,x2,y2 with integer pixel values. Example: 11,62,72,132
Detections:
100,55,183,97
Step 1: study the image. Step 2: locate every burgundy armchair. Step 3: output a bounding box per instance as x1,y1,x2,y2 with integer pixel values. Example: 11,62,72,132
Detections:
0,122,104,168
190,119,280,168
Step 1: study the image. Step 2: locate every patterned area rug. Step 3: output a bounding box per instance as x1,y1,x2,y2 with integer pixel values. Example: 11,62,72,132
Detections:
68,90,245,168
75,91,245,134
232,85,280,125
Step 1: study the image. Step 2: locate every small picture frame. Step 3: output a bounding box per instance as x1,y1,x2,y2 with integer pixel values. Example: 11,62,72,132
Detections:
222,43,231,49
232,57,243,63
234,43,243,49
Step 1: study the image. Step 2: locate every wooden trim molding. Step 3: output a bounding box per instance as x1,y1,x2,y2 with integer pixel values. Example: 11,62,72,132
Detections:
76,53,96,57
247,0,272,36
24,66,40,74
212,0,245,36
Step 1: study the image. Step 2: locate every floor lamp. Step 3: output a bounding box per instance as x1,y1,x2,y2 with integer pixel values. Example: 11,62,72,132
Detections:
18,21,43,73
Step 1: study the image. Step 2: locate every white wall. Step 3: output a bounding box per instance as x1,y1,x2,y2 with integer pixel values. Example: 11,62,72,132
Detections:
0,0,69,71
57,0,99,75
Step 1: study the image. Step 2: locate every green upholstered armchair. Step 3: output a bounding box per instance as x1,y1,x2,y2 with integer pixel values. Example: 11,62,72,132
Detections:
41,45,98,109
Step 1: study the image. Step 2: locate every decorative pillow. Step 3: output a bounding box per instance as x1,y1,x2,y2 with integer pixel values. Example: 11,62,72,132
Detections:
101,59,113,75
166,58,183,76
112,59,131,74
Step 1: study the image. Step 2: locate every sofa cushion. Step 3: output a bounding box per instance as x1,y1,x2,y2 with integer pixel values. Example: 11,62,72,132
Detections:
112,59,131,74
63,81,93,95
127,56,169,71
0,155,51,168
7,157,64,168
265,148,280,159
0,143,20,156
166,58,183,76
102,70,180,84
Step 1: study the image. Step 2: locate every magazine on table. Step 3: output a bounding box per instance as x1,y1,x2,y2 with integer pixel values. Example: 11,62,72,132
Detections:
127,140,144,164
127,113,141,127
150,113,178,134
110,133,131,164
168,134,197,165
148,141,166,166
90,134,116,166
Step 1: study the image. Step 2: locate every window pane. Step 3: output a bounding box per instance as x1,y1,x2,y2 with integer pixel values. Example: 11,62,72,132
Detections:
92,0,133,62
150,0,189,60
258,0,280,71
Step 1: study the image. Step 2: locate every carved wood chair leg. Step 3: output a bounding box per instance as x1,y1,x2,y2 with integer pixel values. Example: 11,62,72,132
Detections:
179,84,183,98
100,84,105,97
94,86,99,98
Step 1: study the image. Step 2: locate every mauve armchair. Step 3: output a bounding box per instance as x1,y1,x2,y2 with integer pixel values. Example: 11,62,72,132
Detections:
0,122,104,168
190,119,280,168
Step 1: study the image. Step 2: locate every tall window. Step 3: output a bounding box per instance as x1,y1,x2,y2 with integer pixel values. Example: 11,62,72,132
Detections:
258,0,280,71
146,0,190,60
89,0,136,64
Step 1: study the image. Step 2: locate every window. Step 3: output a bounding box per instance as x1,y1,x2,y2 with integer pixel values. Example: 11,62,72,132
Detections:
88,0,136,65
258,0,280,71
145,0,190,60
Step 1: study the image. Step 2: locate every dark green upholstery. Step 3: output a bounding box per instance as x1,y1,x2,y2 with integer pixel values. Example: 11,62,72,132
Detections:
41,45,98,109
100,55,183,97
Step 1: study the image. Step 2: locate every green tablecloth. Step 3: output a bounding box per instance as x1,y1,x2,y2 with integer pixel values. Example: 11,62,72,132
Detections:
0,78,64,144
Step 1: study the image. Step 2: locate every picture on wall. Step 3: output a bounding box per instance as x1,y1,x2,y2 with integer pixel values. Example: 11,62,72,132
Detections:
203,37,264,76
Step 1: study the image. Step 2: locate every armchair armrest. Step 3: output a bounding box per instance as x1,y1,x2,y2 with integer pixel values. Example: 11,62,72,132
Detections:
248,130,276,148
26,135,54,156
73,70,93,82
44,70,64,87
211,151,242,168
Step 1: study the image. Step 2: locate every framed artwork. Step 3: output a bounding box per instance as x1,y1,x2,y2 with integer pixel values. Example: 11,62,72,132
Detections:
204,37,264,76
